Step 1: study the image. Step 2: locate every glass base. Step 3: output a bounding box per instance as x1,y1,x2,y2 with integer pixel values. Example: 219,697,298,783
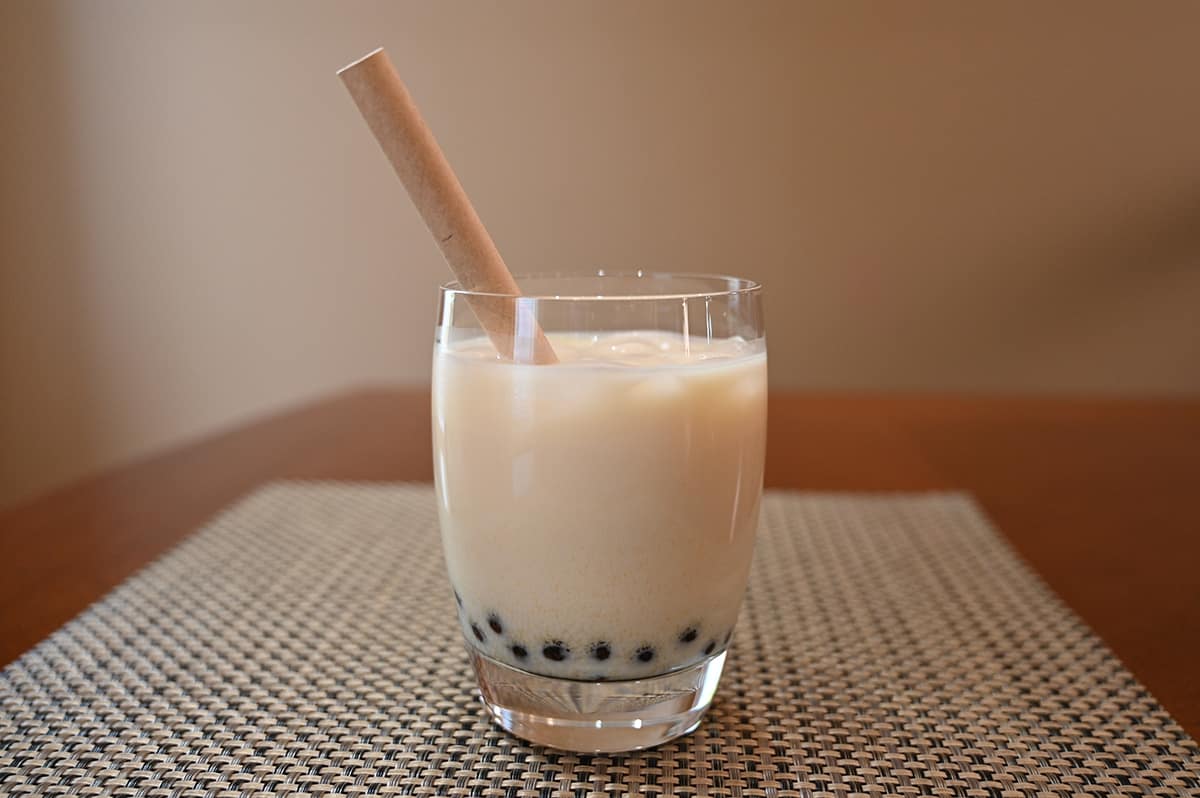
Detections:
470,648,727,753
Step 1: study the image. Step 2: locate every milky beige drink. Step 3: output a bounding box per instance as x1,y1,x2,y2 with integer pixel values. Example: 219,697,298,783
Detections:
433,330,767,681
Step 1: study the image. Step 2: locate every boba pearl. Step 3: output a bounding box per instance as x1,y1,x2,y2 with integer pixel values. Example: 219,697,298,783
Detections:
455,606,734,678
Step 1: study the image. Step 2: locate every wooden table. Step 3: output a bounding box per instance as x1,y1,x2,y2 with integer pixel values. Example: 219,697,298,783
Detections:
2,389,1197,737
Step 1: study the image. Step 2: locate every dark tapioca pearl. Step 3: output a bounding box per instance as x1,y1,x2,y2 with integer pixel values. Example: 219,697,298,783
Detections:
590,642,611,661
636,646,655,663
703,640,716,656
511,644,528,660
471,623,486,643
487,614,504,635
542,641,569,661
679,627,698,644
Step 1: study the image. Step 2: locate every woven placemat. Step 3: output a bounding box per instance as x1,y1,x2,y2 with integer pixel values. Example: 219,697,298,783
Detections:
1,484,1196,797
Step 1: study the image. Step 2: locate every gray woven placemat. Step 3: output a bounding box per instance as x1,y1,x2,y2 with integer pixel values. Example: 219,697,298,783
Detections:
1,484,1197,797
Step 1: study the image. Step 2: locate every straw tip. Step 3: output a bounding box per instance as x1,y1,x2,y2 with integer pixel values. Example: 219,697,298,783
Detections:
337,47,386,76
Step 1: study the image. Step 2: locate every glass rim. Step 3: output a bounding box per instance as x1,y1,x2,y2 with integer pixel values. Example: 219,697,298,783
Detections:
439,270,762,301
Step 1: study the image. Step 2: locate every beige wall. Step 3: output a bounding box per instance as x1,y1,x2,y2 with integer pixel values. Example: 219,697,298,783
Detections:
2,1,1199,507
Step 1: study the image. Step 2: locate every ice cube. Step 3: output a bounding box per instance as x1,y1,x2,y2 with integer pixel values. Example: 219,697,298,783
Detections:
628,374,687,405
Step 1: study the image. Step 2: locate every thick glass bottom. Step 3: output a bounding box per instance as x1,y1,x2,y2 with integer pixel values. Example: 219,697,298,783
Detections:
470,647,727,753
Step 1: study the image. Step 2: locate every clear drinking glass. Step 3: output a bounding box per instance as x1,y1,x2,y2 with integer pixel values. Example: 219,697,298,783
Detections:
432,272,766,752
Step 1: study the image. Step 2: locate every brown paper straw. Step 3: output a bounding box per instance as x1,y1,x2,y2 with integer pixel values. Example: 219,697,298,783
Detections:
338,48,557,364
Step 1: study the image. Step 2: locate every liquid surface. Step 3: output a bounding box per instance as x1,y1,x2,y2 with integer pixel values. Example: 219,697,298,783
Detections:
433,331,767,680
